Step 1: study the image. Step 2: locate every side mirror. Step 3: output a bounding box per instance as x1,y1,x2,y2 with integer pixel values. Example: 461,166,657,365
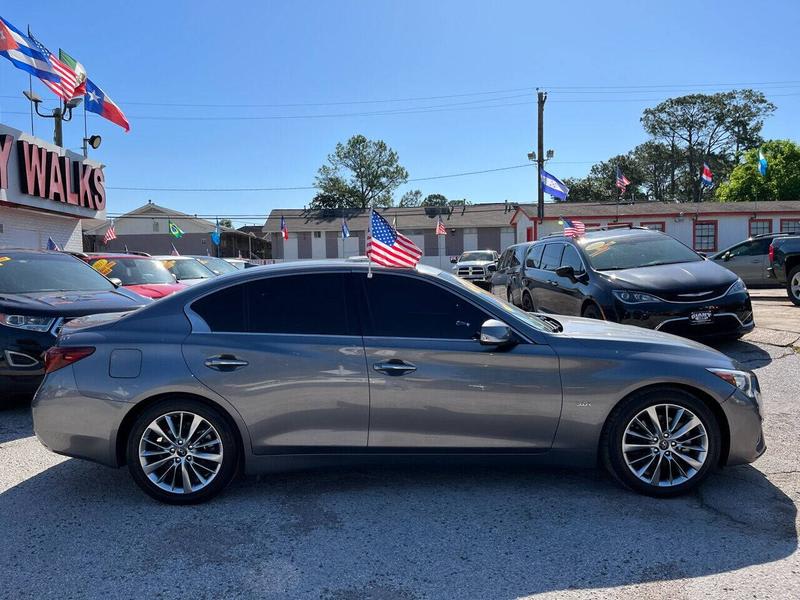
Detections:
555,265,575,279
723,251,731,262
479,319,517,347
109,277,123,287
450,257,458,264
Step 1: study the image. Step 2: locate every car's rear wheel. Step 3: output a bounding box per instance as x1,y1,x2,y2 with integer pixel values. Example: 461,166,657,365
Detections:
788,265,800,306
582,303,603,320
521,291,535,312
126,399,239,504
601,388,720,497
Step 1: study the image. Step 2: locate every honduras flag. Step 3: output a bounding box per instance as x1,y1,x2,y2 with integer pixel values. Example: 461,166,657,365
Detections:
341,218,350,239
758,150,768,177
210,219,221,245
0,17,60,83
540,168,570,201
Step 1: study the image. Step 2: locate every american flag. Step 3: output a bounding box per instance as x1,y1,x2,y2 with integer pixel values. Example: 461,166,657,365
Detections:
615,166,630,193
435,217,447,236
103,222,117,244
28,31,80,101
563,218,585,238
367,210,422,267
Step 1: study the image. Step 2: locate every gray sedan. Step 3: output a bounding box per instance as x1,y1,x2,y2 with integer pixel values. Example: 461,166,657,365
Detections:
32,261,765,504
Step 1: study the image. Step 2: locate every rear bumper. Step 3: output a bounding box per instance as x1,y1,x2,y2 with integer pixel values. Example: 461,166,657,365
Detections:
31,366,130,467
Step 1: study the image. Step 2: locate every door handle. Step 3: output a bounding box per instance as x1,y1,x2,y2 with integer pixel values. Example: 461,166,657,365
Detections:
373,359,417,376
550,281,560,287
204,355,249,371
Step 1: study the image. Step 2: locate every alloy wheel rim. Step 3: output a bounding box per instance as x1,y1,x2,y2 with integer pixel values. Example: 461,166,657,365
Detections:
791,273,800,299
138,411,223,494
622,403,708,487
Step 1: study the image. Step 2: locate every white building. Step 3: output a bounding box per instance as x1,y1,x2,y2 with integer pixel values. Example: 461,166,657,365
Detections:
511,201,800,252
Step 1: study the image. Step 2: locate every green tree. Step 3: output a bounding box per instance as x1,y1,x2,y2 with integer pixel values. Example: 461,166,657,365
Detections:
716,140,800,202
398,189,423,207
641,90,775,201
312,134,408,209
422,193,448,207
218,218,233,228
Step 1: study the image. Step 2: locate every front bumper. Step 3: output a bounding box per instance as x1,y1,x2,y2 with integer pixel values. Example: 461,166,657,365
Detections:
610,292,754,338
721,386,766,466
0,328,55,400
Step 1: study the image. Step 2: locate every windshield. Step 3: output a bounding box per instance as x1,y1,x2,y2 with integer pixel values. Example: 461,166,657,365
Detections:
160,259,214,280
89,258,175,285
195,257,239,275
582,235,702,271
459,251,496,262
0,254,115,293
437,271,559,333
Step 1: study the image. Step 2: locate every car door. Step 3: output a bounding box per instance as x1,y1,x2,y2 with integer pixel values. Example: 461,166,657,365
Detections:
715,240,764,285
549,244,588,315
535,243,565,313
491,248,512,299
357,272,562,449
520,243,545,309
181,271,370,452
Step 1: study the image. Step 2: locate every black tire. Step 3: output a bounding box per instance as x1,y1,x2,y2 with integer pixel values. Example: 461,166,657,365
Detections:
581,303,603,320
600,387,721,498
521,291,535,312
126,398,239,504
787,265,800,307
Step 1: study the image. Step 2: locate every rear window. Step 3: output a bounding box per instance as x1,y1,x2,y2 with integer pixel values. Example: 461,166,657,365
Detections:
0,254,114,293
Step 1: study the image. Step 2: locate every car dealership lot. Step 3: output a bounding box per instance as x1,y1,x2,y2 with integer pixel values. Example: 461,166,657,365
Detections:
0,295,798,599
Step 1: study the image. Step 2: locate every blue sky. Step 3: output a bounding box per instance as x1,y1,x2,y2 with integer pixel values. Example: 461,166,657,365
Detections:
1,0,799,228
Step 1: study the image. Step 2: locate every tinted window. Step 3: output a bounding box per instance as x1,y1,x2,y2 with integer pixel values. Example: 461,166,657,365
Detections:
512,245,528,267
525,244,544,268
498,249,512,270
191,284,247,332
560,245,585,273
247,274,353,335
0,254,114,293
540,244,564,271
191,273,354,335
583,234,702,270
89,258,175,285
195,257,239,275
361,273,488,339
459,251,496,262
162,259,214,280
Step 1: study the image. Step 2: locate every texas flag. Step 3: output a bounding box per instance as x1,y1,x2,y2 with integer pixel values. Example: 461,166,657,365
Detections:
84,79,130,132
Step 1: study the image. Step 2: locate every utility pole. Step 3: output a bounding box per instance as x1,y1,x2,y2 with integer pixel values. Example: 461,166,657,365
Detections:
536,90,547,223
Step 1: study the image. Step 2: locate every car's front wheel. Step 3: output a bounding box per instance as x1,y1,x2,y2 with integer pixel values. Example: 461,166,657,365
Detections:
521,291,535,312
787,265,800,307
126,399,239,504
602,388,721,497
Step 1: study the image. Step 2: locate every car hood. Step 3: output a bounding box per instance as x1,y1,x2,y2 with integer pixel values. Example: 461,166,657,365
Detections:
597,259,737,294
176,278,212,286
455,260,494,267
124,283,186,298
0,288,150,318
547,313,733,365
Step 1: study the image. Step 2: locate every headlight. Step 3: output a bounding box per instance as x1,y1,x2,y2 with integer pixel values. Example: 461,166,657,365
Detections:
727,278,747,295
0,314,56,332
708,368,760,406
612,290,660,303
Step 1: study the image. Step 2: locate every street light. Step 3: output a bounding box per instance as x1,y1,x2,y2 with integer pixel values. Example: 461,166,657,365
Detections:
22,91,82,148
82,134,102,157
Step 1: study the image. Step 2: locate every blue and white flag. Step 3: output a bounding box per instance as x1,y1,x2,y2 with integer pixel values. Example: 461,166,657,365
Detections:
541,168,570,201
758,150,768,177
0,17,61,83
210,219,221,245
341,218,350,239
46,237,61,251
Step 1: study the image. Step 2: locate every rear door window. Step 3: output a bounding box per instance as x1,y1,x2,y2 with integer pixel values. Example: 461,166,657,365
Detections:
525,244,545,268
540,244,564,271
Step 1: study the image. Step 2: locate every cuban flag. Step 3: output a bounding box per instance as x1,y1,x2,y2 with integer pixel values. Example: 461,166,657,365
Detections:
341,218,350,239
758,150,768,177
540,168,570,201
0,17,60,83
280,215,289,240
701,163,713,187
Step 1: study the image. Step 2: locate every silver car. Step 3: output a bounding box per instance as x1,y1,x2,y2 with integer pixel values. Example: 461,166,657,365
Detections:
32,261,765,504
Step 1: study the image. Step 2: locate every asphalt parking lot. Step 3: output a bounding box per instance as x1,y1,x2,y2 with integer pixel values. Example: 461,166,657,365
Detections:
0,293,798,600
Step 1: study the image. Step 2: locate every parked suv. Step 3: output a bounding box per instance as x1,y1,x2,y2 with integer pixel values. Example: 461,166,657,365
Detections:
492,242,534,305
518,228,754,339
768,235,800,305
711,233,789,286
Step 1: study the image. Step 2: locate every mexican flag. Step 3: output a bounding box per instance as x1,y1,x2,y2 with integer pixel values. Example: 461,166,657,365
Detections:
58,49,87,99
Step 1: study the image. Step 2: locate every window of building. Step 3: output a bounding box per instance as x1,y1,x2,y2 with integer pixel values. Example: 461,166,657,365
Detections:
749,219,772,237
693,221,718,252
313,231,322,238
780,219,800,234
641,221,666,232
359,273,489,340
540,243,564,271
152,221,159,232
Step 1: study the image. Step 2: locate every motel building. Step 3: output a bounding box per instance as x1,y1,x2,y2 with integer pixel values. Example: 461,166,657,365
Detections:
0,123,106,251
265,200,800,263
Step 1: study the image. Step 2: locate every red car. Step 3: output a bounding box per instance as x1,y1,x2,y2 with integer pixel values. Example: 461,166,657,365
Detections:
85,254,187,299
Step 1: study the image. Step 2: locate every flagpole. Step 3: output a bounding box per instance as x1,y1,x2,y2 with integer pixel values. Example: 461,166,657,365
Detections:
27,26,34,136
367,207,373,279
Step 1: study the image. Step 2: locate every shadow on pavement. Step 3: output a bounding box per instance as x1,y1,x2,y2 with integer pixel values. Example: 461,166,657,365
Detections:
0,401,32,444
0,458,795,598
710,338,774,367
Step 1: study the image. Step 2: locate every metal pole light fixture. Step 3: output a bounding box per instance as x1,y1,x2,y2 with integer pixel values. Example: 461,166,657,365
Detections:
82,134,102,157
22,91,83,148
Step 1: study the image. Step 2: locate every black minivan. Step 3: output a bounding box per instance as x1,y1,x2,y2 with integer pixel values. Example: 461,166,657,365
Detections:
517,228,754,339
491,242,534,305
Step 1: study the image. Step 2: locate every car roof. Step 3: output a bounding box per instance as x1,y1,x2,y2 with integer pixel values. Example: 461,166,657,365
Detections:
86,253,154,260
0,249,77,258
152,255,200,260
541,228,661,244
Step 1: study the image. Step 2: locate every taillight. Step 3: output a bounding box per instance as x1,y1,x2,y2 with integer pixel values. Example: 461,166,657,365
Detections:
44,346,95,374
768,243,775,263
